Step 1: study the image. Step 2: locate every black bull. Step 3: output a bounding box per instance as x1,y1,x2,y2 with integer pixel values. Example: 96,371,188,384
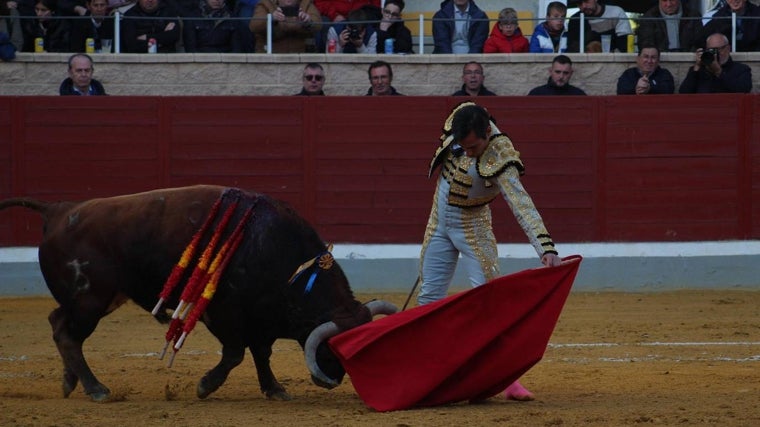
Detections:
0,185,397,401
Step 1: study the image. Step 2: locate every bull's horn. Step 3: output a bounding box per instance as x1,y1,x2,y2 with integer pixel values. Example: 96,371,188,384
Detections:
304,321,342,388
366,300,398,316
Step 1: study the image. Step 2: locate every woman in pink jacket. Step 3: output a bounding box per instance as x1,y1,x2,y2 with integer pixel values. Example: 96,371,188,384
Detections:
483,7,528,53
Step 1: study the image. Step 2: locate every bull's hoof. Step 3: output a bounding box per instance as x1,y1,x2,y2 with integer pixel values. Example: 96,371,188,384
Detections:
197,377,221,399
86,384,111,402
62,370,78,398
266,390,292,401
89,391,110,402
62,381,76,398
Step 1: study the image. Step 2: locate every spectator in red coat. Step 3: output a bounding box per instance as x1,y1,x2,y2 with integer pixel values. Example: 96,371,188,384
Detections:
483,7,528,53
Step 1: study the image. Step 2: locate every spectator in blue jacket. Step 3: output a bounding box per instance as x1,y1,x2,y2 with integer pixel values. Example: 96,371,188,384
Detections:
432,0,488,54
529,1,567,53
616,46,675,95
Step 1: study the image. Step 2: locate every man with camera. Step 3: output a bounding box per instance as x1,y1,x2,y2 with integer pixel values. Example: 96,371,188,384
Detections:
678,33,752,93
324,8,376,53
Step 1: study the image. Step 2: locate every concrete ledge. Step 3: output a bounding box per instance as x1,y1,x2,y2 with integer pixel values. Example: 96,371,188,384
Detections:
3,52,760,96
3,242,759,296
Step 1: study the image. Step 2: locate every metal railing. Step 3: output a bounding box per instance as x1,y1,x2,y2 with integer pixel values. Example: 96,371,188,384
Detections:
9,11,757,55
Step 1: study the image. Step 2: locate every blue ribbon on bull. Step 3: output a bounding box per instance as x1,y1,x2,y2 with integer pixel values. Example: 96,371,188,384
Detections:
287,244,335,295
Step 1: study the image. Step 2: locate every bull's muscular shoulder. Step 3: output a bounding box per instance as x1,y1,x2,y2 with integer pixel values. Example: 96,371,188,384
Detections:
47,185,229,234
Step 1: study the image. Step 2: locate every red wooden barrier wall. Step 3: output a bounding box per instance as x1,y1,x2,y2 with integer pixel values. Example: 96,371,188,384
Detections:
0,95,757,246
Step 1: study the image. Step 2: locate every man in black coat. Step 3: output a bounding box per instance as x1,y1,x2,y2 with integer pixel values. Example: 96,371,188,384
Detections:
528,55,586,96
69,0,115,53
636,0,703,52
616,46,675,95
121,0,181,53
699,0,760,52
452,61,496,97
59,53,107,95
679,33,752,93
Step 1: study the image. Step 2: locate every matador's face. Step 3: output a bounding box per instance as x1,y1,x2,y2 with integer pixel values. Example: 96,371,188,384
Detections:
458,129,490,158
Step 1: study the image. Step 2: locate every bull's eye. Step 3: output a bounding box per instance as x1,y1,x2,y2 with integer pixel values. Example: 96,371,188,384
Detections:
317,253,334,270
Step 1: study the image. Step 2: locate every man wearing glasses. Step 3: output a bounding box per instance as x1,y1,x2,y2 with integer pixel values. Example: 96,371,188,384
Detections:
678,33,752,93
375,0,413,54
451,61,496,96
295,63,326,96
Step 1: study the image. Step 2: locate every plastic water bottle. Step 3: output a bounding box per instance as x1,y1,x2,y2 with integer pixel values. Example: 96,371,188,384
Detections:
384,38,394,54
148,38,157,54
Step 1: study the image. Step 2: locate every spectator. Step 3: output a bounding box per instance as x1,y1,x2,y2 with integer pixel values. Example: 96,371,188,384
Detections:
252,0,320,53
679,32,752,93
295,62,325,96
451,61,496,96
21,0,71,52
637,0,703,52
1,1,23,54
432,0,488,54
325,7,375,53
233,0,258,52
567,0,632,53
121,0,180,53
702,0,725,25
483,7,528,53
59,53,106,95
375,0,412,54
528,54,586,96
69,0,115,53
183,0,241,52
313,0,379,51
616,46,675,95
366,60,402,96
529,1,567,53
698,0,760,52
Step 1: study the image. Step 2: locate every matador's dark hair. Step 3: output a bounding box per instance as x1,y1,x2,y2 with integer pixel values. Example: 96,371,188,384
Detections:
451,104,491,142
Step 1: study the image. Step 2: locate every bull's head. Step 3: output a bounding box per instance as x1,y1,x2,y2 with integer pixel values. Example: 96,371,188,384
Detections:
287,246,398,389
304,300,398,388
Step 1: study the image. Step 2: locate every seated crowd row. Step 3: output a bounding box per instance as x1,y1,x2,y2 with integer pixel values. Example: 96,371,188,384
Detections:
62,34,752,96
2,0,760,55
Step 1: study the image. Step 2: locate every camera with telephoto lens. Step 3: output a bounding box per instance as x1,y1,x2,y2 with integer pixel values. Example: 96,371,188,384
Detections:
348,25,362,41
701,48,720,66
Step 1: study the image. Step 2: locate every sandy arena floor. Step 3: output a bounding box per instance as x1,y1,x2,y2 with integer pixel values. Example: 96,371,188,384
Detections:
1,290,759,426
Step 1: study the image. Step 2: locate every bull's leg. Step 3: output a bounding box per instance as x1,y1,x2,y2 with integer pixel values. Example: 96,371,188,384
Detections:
249,340,290,400
48,306,110,401
197,344,244,399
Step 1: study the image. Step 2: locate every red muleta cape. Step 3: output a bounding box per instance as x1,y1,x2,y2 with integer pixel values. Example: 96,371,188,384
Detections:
328,255,582,412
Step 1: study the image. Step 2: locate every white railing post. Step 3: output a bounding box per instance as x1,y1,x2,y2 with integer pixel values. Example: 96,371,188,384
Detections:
267,13,272,54
580,13,585,53
114,12,120,53
731,12,736,51
418,14,424,54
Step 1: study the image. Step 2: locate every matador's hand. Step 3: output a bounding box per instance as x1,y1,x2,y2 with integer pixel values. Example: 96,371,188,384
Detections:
541,253,561,267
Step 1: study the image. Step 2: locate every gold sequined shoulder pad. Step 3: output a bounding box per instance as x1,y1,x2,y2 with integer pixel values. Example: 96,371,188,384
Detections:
477,133,525,178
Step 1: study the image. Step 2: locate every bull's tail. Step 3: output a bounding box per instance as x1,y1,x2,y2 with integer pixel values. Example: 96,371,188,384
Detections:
0,198,51,214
